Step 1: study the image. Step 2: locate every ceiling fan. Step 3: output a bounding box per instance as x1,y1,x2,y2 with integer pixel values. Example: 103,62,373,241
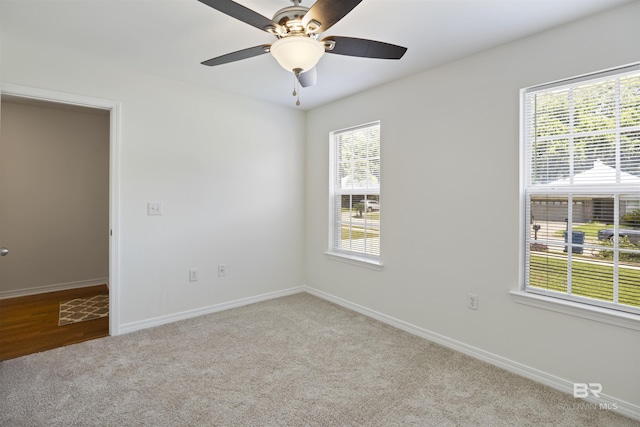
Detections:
198,0,408,105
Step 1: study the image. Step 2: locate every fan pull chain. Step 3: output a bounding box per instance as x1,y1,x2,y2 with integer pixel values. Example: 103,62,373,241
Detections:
293,69,301,107
292,73,300,107
292,73,297,97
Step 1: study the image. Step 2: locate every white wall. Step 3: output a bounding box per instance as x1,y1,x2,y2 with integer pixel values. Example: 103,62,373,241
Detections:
305,1,640,410
2,0,638,416
1,38,306,326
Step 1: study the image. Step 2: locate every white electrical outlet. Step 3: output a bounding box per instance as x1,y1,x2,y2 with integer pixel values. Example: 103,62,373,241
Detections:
218,264,226,277
147,202,163,216
468,294,478,310
189,268,198,282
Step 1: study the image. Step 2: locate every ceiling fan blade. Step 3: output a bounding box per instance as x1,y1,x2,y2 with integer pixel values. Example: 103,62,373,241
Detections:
198,0,281,33
297,67,317,88
302,0,363,33
201,45,270,67
323,36,407,60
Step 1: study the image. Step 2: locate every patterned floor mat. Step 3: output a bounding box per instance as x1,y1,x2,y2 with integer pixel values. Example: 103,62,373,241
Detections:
58,294,109,326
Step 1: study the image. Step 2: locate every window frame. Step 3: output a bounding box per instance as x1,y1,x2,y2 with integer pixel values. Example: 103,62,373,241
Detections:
326,121,383,270
514,63,640,329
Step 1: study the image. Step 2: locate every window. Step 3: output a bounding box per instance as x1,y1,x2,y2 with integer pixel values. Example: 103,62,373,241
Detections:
328,122,381,267
521,64,640,316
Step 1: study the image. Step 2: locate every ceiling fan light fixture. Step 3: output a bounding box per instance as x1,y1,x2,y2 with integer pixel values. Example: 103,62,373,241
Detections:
264,25,284,35
270,36,324,73
305,19,322,34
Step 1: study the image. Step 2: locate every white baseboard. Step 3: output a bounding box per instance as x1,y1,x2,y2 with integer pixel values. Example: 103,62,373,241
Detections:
304,286,640,422
118,286,306,335
0,278,109,300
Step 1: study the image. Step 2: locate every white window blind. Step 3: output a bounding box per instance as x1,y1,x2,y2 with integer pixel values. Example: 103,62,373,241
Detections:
522,64,640,315
329,122,381,262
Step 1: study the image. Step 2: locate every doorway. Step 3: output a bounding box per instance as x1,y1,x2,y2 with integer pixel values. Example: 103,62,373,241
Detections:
0,84,120,343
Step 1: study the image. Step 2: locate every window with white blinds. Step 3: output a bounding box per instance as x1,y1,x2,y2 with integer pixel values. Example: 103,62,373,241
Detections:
522,64,640,315
329,122,381,264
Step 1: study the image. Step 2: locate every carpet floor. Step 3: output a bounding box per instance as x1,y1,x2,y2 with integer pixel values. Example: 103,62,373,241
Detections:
0,293,637,426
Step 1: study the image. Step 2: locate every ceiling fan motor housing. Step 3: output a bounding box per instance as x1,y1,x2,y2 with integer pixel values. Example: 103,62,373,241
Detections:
272,5,310,34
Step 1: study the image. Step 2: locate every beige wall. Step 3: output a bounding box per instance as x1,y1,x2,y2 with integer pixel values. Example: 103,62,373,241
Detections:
0,98,109,296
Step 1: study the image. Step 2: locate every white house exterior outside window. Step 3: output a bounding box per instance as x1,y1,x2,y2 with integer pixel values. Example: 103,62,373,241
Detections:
328,121,381,268
521,64,640,317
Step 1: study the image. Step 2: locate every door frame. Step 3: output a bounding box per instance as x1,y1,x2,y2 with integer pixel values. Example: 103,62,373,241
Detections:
1,83,122,336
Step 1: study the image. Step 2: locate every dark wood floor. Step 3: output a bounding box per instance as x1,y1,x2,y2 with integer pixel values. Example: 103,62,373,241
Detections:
0,285,109,361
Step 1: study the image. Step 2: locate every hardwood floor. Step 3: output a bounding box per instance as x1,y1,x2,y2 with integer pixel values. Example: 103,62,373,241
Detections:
0,285,109,361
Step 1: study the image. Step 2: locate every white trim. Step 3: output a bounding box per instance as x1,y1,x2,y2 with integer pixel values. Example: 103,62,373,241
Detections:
108,102,122,336
1,83,122,336
518,67,640,317
304,286,640,422
1,84,118,109
324,251,383,271
525,61,640,93
0,278,109,300
118,286,305,335
510,290,640,331
330,120,381,135
328,121,382,264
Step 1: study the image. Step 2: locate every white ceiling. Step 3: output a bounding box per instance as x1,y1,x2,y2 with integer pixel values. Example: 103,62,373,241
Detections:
1,0,634,110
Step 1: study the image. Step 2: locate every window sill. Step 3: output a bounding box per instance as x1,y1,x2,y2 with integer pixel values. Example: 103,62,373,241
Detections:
324,252,383,271
510,290,640,331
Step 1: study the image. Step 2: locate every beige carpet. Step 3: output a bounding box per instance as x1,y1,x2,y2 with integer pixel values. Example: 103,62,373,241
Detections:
1,293,636,426
58,294,109,326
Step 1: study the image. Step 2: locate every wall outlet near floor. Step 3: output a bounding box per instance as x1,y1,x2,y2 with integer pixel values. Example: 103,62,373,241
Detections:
189,268,198,282
468,294,478,310
147,202,163,216
218,264,226,277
